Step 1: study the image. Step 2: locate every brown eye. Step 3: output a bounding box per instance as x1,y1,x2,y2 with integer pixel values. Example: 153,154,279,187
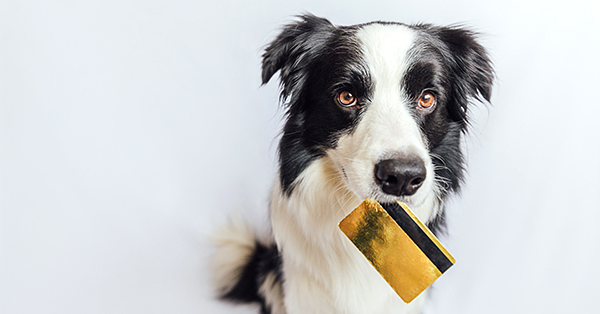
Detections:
336,91,357,107
418,92,436,110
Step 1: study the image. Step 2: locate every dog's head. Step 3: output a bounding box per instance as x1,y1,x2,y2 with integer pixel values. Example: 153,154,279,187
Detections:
263,15,493,220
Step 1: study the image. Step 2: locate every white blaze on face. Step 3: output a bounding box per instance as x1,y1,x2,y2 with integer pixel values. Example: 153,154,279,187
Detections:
327,23,437,219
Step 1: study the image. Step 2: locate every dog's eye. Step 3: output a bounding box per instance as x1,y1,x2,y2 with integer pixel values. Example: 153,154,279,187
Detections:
418,92,436,111
336,91,357,107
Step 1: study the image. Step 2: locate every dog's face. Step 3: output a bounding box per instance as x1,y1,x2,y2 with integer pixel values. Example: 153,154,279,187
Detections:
262,15,493,223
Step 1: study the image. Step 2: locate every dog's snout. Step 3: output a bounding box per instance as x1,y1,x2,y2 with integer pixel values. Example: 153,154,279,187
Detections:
374,157,426,196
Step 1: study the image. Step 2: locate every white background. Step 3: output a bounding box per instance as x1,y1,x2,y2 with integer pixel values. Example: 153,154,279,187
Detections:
1,0,599,313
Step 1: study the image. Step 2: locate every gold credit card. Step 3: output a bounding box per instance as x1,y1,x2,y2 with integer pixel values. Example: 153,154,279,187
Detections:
338,199,455,303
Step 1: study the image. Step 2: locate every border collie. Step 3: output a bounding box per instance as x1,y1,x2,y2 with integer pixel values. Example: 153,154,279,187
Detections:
212,14,493,314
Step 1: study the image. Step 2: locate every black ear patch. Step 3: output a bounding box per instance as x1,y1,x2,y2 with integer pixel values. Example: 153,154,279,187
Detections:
261,14,335,101
261,15,367,196
417,25,495,124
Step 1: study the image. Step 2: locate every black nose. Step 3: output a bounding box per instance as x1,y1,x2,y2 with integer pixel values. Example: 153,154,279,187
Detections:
374,157,426,196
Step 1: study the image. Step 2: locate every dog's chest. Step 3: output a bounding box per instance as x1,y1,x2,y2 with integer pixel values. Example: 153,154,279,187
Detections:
277,219,426,314
270,158,429,314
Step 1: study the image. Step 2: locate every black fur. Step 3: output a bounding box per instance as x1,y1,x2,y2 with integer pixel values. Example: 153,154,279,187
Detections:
222,14,493,313
220,241,281,314
262,15,493,199
262,15,372,196
407,24,494,234
412,24,494,126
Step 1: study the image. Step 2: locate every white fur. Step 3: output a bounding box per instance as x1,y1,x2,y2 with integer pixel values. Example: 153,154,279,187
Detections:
271,158,427,314
213,22,451,314
328,23,439,220
269,24,440,314
260,272,286,314
209,216,257,296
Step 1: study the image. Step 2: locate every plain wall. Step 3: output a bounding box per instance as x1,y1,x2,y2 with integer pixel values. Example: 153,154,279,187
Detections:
1,0,599,313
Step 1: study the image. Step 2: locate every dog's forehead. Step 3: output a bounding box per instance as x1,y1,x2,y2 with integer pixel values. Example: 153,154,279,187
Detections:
354,23,417,80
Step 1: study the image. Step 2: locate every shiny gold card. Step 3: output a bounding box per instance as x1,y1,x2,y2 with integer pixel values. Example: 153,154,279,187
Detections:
338,199,455,303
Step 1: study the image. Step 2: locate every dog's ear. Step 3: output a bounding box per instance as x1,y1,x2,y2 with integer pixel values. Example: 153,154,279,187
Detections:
261,14,335,100
435,26,494,123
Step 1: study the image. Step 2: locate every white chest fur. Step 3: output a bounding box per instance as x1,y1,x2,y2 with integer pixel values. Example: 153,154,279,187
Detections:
270,157,430,314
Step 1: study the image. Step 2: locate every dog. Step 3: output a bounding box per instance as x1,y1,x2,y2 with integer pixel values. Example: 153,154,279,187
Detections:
211,14,494,314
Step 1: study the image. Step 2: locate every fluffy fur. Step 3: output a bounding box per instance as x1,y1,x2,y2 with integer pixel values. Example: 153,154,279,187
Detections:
212,14,493,314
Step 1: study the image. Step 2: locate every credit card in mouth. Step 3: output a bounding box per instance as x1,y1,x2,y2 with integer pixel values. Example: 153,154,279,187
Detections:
338,199,455,303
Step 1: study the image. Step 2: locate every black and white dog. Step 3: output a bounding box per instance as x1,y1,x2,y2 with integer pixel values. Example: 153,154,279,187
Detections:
212,14,493,314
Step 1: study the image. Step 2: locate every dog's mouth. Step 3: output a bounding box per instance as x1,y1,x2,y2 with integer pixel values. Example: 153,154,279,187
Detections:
339,167,427,209
371,191,423,208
